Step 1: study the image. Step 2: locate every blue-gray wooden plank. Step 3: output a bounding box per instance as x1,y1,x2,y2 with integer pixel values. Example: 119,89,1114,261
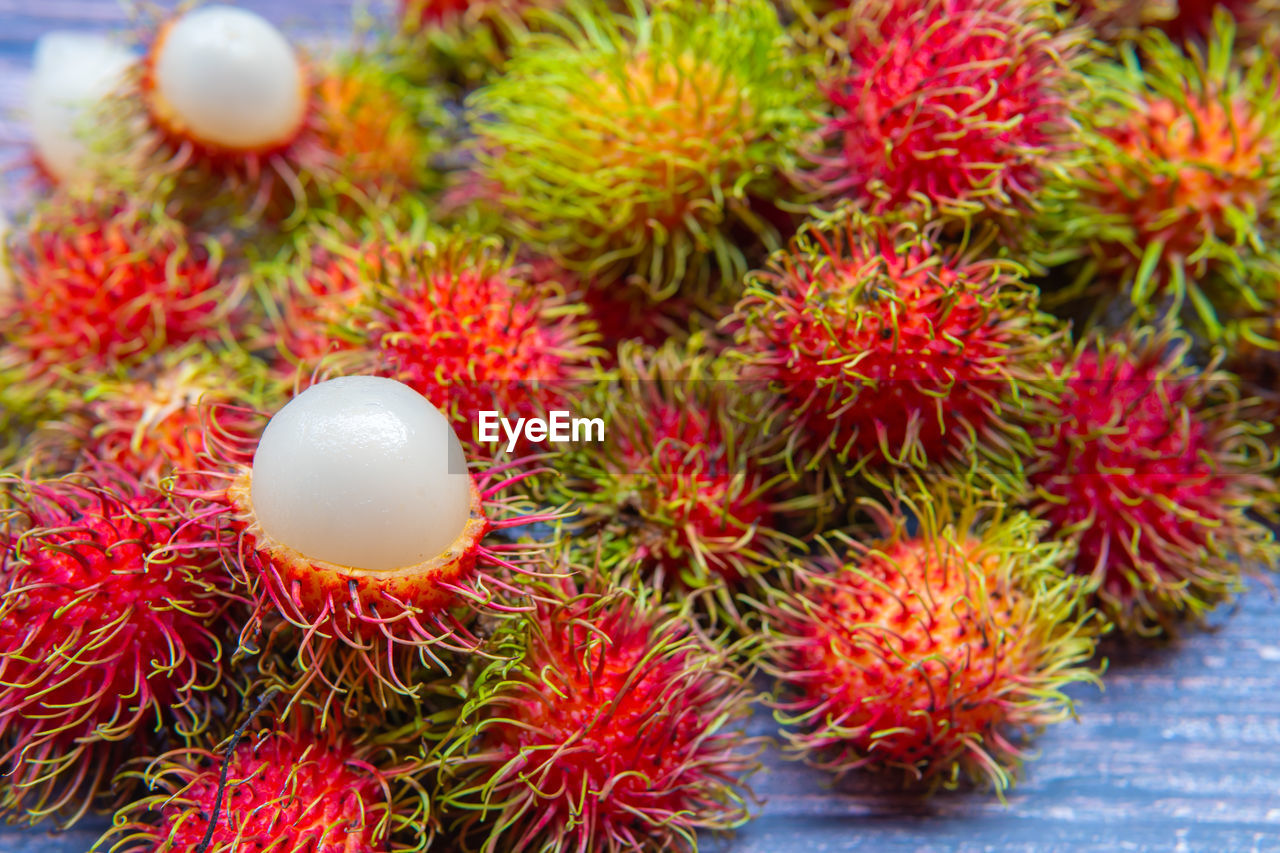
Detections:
2,2,1280,851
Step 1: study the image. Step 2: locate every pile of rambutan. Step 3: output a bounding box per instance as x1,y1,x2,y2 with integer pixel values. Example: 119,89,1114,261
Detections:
1,0,1277,850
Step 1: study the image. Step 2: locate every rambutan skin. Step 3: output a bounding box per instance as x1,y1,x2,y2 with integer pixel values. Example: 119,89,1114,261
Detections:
729,212,1060,493
98,711,430,852
550,338,803,609
0,468,237,826
1039,13,1280,336
435,571,761,853
0,200,236,383
329,231,602,450
1026,327,1280,635
761,487,1098,793
468,0,816,300
800,0,1082,226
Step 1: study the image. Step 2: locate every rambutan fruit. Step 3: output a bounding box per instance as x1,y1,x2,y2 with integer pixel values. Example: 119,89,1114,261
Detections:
435,570,761,852
1026,326,1280,635
59,347,280,486
101,5,439,226
1039,13,1280,338
798,0,1082,231
328,231,601,449
0,466,237,826
1074,0,1279,48
392,0,557,91
26,32,134,186
760,483,1098,793
468,0,816,301
551,338,804,617
99,708,430,852
729,211,1061,496
0,197,238,388
188,375,559,713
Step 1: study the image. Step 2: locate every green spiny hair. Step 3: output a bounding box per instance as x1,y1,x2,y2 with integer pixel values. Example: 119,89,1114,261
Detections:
468,0,817,301
1037,11,1280,341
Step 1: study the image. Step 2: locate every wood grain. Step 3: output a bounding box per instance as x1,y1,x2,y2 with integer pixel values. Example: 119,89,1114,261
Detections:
2,2,1279,851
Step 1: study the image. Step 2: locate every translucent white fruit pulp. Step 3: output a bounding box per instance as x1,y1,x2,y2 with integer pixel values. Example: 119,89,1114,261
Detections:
250,376,474,572
151,5,306,151
28,32,134,182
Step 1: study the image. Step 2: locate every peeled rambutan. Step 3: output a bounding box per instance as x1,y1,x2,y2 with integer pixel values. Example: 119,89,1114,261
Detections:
730,211,1060,494
331,231,601,449
1040,13,1280,338
552,338,801,616
1026,326,1280,635
468,0,815,301
799,0,1081,229
99,709,430,852
186,376,559,712
0,466,236,825
99,6,438,224
0,197,237,387
435,570,760,852
761,484,1097,793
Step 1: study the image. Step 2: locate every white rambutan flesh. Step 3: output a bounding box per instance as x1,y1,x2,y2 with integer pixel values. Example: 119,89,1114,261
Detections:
249,376,473,572
150,5,306,152
27,32,134,182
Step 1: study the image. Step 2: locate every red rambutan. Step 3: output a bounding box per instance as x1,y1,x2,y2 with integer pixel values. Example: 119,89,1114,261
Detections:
0,199,236,387
730,212,1060,494
761,485,1097,793
1026,326,1280,634
435,569,761,852
552,338,804,617
800,0,1081,228
0,467,236,825
99,709,430,852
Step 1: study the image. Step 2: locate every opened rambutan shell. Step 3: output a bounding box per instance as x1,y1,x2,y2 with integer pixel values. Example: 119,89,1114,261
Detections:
469,0,815,301
182,377,560,712
0,467,237,826
730,212,1060,495
436,570,761,852
762,485,1097,793
1027,326,1280,634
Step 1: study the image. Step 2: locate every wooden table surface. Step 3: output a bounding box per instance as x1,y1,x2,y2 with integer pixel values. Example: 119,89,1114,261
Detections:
3,2,1280,851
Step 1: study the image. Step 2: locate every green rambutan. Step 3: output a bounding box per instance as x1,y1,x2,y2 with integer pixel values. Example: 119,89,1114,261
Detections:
468,0,815,301
1040,12,1280,338
729,211,1060,495
799,0,1082,231
0,197,237,388
0,466,237,826
551,337,804,616
187,376,560,713
435,569,761,852
760,483,1098,794
1026,326,1280,635
98,708,430,852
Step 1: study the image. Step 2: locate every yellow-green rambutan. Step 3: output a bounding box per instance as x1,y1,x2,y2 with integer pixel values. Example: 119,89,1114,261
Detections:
468,0,816,301
1039,12,1280,338
759,482,1098,794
